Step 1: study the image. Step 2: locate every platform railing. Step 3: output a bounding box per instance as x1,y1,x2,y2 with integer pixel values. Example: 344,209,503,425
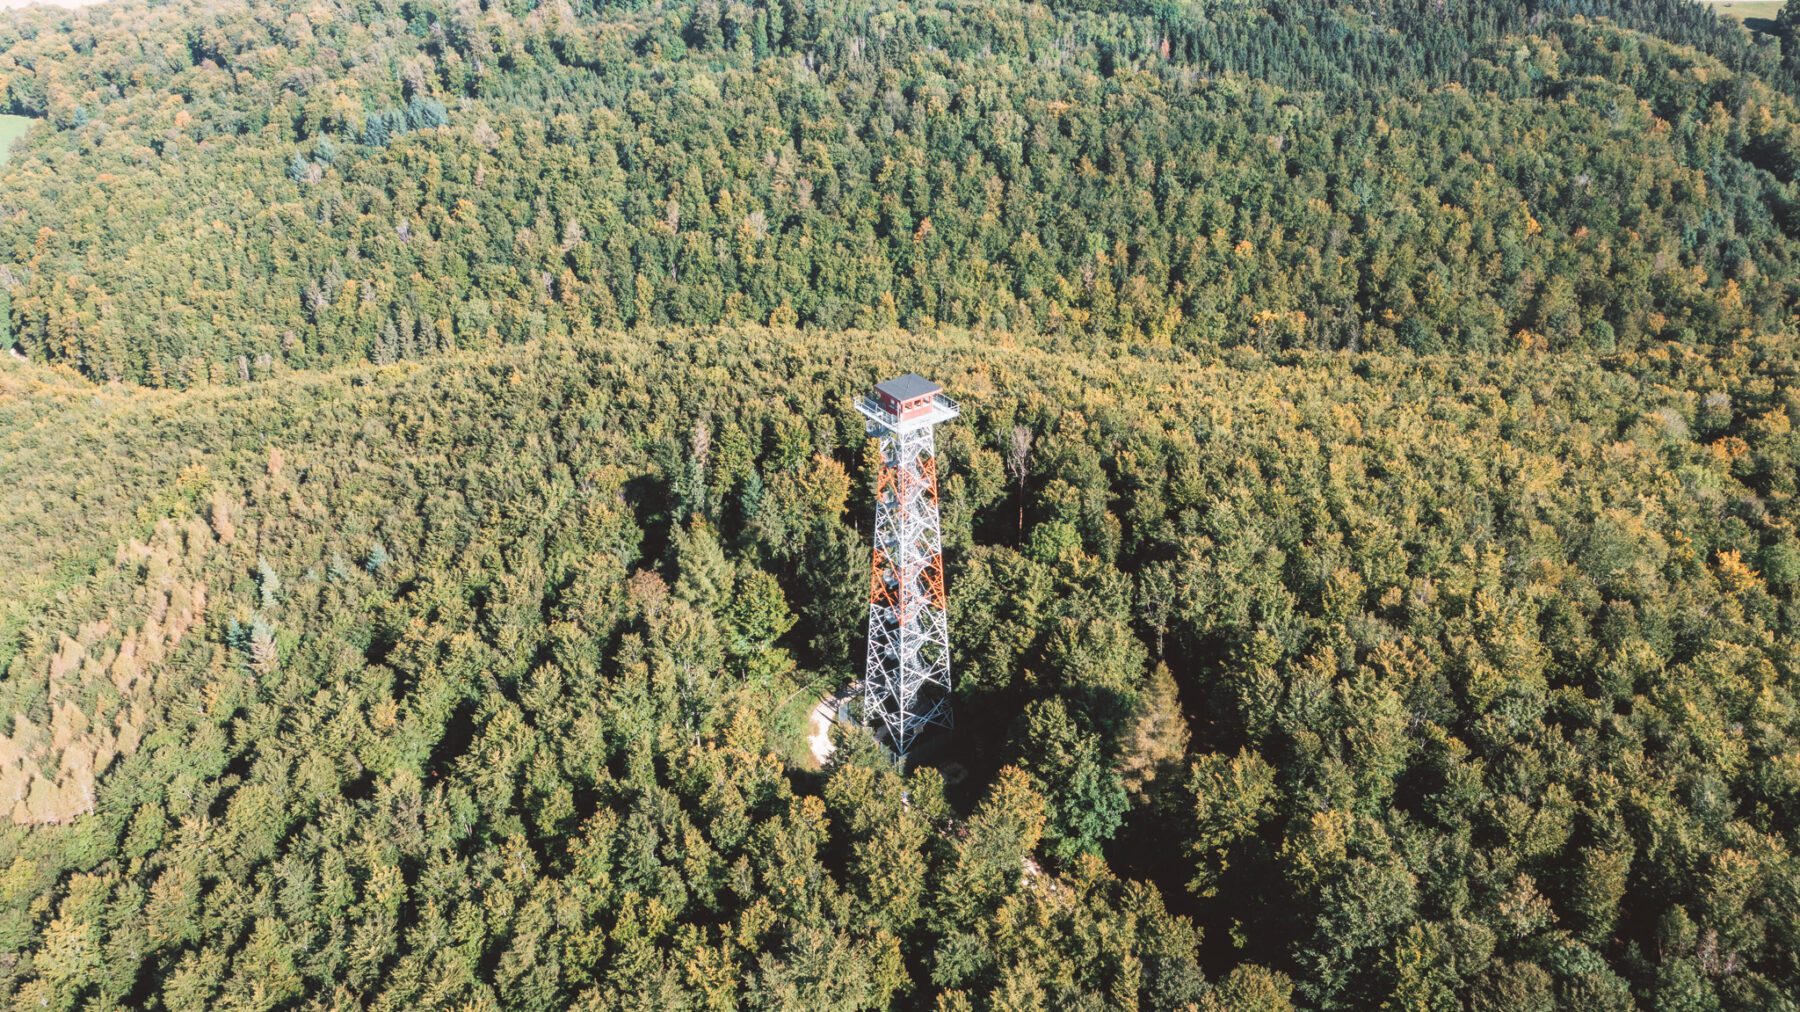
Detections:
857,395,899,428
857,393,961,429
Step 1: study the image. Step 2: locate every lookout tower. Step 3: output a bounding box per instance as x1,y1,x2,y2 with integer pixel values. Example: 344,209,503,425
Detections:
857,374,959,761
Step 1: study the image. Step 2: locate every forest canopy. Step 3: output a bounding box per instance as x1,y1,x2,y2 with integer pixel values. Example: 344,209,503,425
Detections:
4,326,1798,1009
0,0,1793,382
0,0,1798,1010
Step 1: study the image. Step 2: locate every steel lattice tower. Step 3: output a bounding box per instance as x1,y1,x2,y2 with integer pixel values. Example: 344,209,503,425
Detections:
857,374,959,760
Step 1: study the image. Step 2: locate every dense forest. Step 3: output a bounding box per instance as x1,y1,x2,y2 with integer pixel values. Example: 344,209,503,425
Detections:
0,0,1795,382
2,0,1799,1009
6,327,1800,1009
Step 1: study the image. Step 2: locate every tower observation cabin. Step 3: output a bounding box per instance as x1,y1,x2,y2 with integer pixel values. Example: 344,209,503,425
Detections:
861,374,960,434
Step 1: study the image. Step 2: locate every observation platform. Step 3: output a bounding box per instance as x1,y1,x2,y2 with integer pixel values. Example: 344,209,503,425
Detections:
858,372,960,434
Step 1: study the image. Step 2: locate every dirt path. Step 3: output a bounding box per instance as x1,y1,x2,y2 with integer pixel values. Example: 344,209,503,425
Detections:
807,693,843,767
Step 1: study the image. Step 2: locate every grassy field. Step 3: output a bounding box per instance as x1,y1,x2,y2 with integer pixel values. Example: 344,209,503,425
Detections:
1703,0,1787,27
0,114,32,164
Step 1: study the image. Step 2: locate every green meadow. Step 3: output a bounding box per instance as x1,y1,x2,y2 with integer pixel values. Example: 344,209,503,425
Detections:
0,114,32,164
1703,0,1787,26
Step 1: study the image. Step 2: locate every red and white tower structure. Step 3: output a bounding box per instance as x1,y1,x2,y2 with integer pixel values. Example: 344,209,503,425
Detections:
858,374,958,761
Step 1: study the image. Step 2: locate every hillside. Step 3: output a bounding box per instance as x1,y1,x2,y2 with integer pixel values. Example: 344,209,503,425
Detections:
4,326,1799,1008
2,0,1800,1009
0,0,1793,383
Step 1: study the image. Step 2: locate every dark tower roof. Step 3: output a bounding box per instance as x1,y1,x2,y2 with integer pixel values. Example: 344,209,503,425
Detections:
874,373,941,401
